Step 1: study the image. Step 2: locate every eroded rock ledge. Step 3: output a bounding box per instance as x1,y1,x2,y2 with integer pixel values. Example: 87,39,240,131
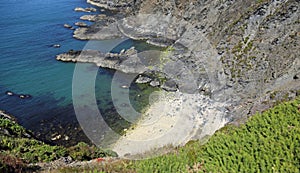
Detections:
56,47,146,74
59,0,300,124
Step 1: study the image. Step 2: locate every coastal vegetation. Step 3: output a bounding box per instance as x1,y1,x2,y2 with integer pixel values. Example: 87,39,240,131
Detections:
1,0,299,172
58,97,300,172
0,116,117,172
2,97,299,172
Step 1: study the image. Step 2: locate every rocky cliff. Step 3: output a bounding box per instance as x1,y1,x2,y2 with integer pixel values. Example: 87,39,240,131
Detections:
59,0,299,122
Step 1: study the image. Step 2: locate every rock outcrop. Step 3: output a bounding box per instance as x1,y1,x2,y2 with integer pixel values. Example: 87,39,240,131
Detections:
75,22,88,27
62,0,299,122
56,47,147,74
74,7,97,12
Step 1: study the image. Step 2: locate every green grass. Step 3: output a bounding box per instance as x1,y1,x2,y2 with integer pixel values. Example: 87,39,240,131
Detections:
134,97,300,172
0,117,117,172
62,97,300,173
2,97,300,172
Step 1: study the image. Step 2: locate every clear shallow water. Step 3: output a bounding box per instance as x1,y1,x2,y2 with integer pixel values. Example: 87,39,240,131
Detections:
0,0,156,146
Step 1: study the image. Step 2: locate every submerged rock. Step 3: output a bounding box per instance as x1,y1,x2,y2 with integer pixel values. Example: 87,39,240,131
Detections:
53,44,61,48
19,94,31,99
5,91,14,96
5,91,31,99
63,24,72,29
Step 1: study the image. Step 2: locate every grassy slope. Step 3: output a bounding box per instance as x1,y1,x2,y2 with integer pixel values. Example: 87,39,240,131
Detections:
60,97,300,173
0,117,117,172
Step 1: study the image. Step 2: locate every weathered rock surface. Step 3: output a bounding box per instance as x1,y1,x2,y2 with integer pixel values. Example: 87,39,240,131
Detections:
87,0,133,11
75,22,88,27
135,75,152,84
150,80,160,87
74,7,97,12
80,14,107,22
56,47,146,74
73,14,124,40
58,0,300,128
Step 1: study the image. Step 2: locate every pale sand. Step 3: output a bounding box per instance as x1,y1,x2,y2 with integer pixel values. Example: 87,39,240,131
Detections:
111,90,228,158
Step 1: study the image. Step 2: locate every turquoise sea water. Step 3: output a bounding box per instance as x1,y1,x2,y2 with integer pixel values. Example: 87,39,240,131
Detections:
0,0,153,146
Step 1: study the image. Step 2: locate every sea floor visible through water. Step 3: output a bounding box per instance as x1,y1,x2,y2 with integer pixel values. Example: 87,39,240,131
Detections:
0,0,160,147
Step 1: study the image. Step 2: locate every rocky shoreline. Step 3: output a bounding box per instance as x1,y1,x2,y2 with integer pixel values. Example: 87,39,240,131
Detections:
56,0,300,156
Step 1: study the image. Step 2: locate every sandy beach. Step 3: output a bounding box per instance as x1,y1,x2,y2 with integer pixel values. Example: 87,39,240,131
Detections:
111,90,228,158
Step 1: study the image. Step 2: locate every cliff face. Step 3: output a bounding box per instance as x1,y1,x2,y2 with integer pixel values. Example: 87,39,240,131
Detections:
80,0,299,121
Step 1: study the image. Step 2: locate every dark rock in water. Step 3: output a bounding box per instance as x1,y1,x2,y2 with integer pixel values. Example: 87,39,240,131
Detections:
293,73,299,80
5,90,32,99
19,94,26,99
53,44,61,48
19,94,31,99
64,24,72,29
5,91,14,96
